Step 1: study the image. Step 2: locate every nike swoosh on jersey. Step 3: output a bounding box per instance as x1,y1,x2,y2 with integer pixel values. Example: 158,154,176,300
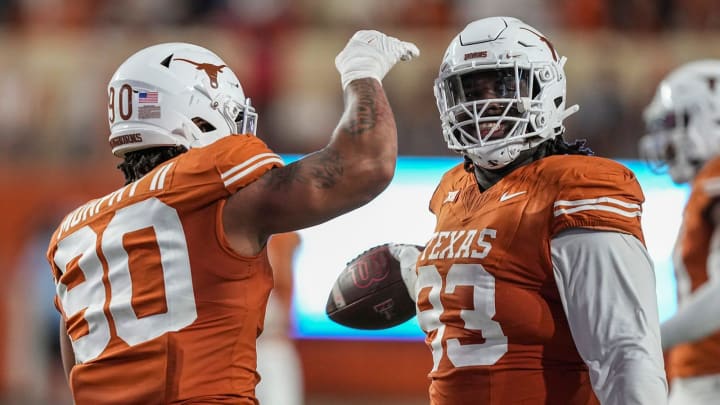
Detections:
499,191,527,202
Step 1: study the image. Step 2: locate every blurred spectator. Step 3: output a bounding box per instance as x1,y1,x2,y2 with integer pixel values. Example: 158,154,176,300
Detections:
557,0,608,30
395,0,452,27
0,0,20,26
99,0,192,28
1,2,720,159
607,0,663,32
675,0,720,30
452,0,554,28
0,60,36,159
557,0,684,31
225,0,293,28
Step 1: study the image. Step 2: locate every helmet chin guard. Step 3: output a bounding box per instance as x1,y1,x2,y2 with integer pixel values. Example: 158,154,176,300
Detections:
464,142,524,169
108,42,257,157
434,17,578,169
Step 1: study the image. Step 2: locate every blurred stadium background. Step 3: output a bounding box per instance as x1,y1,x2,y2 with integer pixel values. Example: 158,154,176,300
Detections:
1,0,718,404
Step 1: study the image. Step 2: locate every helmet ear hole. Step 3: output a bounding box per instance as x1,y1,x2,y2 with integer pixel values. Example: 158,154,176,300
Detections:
192,117,216,133
682,111,691,127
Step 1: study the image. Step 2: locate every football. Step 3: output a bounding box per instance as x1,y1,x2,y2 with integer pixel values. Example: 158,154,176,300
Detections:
325,244,417,330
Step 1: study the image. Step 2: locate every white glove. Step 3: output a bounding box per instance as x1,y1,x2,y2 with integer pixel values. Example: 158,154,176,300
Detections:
388,243,422,302
335,30,420,90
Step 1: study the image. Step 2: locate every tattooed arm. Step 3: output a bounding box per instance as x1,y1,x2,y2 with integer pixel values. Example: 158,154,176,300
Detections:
224,79,399,253
223,31,418,255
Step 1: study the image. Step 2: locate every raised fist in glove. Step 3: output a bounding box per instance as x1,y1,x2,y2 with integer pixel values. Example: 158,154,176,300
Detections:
388,243,423,302
335,30,420,89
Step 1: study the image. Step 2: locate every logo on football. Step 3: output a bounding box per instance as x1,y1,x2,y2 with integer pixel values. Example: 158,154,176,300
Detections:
349,251,391,288
325,244,416,330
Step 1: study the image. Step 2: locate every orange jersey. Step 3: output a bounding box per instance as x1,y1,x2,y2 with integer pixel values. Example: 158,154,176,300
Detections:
263,232,300,337
416,155,644,405
46,135,284,404
668,156,720,380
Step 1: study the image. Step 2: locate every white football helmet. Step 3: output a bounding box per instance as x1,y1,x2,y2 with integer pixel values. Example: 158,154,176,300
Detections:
640,60,720,183
108,42,257,157
434,17,579,169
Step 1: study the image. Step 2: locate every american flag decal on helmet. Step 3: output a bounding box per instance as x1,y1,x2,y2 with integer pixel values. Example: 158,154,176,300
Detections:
138,91,159,103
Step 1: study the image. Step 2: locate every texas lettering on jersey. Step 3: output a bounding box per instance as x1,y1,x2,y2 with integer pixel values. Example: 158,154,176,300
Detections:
668,156,720,381
420,228,496,261
415,155,644,405
47,135,283,404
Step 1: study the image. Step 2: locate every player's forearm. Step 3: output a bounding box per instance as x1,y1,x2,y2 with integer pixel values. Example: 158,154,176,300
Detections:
224,31,416,239
330,78,397,197
661,277,720,350
326,29,417,201
661,209,720,349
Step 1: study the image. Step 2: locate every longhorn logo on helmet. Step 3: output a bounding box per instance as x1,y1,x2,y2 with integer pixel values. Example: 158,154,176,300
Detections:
174,58,227,88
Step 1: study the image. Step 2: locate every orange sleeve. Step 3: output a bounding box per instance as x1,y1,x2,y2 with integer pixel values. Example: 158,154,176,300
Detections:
550,158,645,244
148,135,283,210
695,158,720,213
208,134,284,194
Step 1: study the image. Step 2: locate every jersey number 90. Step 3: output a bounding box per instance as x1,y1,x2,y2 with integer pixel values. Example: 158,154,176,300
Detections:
53,198,197,363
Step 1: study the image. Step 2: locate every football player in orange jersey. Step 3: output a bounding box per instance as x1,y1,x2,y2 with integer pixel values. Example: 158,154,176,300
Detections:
387,16,668,404
639,60,720,405
46,32,418,404
256,232,303,405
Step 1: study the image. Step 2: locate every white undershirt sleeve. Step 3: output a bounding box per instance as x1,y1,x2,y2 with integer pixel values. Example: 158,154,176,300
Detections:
661,216,720,350
551,229,668,405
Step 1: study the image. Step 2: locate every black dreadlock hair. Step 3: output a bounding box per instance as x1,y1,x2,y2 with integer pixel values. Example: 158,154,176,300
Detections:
463,136,593,173
118,146,188,185
547,136,594,156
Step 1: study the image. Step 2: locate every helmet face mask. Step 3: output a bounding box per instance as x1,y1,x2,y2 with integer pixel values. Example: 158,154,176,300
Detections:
638,122,672,174
108,43,257,157
439,67,532,143
434,17,578,169
640,60,720,183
